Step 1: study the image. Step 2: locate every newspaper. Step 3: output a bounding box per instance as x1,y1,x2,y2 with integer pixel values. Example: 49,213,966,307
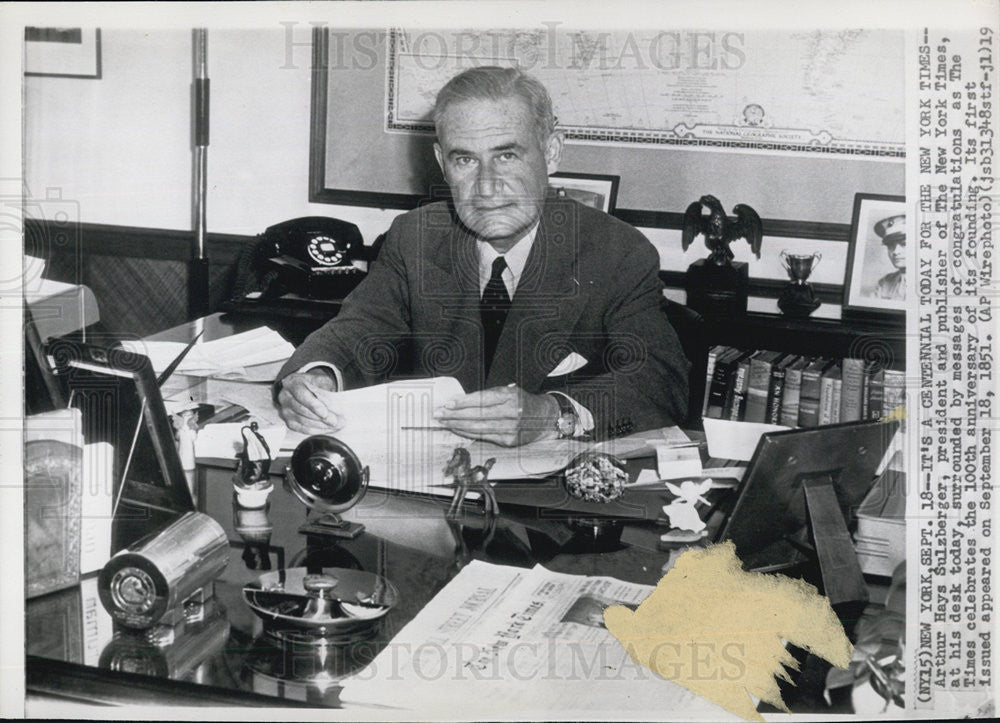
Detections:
340,560,722,717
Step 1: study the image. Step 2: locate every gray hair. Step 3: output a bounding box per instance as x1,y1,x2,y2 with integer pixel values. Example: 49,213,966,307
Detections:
432,66,556,147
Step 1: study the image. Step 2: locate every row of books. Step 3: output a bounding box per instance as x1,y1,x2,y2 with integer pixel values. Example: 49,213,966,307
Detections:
701,345,905,427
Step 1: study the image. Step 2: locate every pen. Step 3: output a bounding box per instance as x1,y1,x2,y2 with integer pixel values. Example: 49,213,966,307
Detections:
155,330,204,386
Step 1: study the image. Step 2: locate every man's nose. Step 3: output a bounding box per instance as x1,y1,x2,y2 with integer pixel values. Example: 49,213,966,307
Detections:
474,165,503,197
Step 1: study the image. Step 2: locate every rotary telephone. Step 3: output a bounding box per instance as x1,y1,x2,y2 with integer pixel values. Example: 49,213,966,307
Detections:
232,216,367,301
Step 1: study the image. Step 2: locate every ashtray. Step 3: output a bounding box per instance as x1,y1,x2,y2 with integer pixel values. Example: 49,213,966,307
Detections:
243,567,397,645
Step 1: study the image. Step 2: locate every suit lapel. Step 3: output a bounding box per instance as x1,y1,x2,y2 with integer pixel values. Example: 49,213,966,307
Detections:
486,197,589,390
421,214,484,391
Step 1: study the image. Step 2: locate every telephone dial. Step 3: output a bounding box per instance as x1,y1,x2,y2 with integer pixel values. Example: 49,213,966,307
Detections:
233,216,368,301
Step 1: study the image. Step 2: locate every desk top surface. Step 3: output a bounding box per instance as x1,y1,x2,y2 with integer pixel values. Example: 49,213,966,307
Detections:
27,459,686,709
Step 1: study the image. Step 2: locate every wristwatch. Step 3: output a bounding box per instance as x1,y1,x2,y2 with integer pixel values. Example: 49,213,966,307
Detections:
551,393,579,439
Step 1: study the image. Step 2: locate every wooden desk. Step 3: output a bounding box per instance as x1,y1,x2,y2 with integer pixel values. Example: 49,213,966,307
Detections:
25,316,897,713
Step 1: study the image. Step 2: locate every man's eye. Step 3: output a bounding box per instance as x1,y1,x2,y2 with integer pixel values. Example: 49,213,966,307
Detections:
454,156,475,167
498,152,517,162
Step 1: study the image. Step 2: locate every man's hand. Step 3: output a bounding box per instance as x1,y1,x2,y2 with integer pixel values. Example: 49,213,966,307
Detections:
276,369,345,435
433,385,560,447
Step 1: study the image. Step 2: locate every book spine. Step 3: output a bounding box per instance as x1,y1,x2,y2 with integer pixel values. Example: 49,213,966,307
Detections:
744,357,773,423
729,356,753,421
840,358,865,422
766,360,787,425
706,354,736,419
798,364,823,427
780,363,804,427
883,369,905,414
701,347,722,418
860,364,871,419
830,377,843,424
819,373,835,425
720,367,739,419
868,369,885,419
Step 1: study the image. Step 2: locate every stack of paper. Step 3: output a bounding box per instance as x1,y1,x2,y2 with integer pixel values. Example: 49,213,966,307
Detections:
279,377,591,488
190,375,689,492
121,327,294,382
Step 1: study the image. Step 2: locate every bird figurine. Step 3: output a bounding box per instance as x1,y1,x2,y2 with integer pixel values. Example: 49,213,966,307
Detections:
682,195,763,266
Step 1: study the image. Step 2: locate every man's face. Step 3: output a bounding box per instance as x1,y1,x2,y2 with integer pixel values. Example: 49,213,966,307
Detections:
434,95,562,251
886,240,906,270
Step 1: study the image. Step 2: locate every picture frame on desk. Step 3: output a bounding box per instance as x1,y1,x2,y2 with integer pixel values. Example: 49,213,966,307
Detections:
842,193,907,320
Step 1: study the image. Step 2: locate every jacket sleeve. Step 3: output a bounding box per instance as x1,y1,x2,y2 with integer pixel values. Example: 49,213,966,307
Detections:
564,241,690,438
276,215,413,389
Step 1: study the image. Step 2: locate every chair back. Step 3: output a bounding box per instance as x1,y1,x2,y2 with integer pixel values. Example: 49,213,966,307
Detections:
662,298,707,428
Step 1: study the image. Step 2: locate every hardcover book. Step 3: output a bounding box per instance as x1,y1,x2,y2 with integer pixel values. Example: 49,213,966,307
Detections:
705,347,741,419
743,350,784,423
702,345,727,418
819,361,842,426
840,357,866,422
727,351,757,421
797,356,830,427
868,367,886,419
765,353,793,425
883,368,906,416
779,356,809,427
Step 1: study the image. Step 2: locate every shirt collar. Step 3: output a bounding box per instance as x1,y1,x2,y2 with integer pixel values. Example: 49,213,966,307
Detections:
477,222,539,293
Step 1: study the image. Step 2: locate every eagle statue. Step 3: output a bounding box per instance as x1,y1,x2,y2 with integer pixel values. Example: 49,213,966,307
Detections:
681,195,763,266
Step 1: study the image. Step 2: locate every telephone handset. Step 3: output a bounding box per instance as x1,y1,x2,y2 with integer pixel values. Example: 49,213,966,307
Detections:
235,216,368,301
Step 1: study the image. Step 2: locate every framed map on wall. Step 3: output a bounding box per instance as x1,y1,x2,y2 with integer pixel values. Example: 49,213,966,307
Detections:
385,27,904,157
310,26,904,226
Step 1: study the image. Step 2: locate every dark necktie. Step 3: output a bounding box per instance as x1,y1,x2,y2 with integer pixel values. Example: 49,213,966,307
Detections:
480,256,511,376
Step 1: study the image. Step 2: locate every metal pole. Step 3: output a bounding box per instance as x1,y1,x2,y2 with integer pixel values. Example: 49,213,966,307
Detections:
190,28,210,318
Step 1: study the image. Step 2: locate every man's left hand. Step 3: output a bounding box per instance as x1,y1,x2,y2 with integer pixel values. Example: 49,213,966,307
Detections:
434,385,560,447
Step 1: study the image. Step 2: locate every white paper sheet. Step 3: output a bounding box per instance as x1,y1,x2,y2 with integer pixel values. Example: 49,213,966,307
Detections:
120,326,294,380
194,422,288,462
702,417,791,461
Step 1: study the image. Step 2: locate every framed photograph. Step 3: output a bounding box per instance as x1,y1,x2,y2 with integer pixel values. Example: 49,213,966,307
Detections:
24,27,102,79
843,193,907,317
548,172,620,214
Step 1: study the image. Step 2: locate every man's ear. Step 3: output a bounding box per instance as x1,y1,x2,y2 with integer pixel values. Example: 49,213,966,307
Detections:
544,130,564,175
433,142,445,176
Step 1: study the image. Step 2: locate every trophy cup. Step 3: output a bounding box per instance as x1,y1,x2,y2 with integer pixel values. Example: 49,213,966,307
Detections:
777,250,822,318
682,195,763,319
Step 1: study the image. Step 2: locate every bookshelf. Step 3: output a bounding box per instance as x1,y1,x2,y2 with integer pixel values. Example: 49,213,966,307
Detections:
701,312,906,369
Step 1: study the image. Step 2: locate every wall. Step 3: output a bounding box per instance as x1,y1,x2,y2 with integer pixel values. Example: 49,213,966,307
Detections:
25,27,905,322
24,28,399,242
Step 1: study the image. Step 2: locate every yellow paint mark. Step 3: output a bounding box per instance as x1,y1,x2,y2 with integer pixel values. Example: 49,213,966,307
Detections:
604,541,851,721
881,405,907,423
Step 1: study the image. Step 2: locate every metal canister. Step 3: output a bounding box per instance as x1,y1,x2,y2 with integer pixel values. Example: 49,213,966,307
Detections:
98,511,229,629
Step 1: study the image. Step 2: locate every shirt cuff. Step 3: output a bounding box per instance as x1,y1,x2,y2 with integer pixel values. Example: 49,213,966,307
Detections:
548,392,595,437
296,361,343,391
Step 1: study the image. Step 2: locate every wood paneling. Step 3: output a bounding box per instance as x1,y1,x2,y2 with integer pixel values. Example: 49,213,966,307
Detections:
27,220,253,338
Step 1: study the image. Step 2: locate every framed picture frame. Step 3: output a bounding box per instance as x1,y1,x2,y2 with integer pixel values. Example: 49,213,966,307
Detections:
549,172,620,214
24,27,102,79
842,193,907,317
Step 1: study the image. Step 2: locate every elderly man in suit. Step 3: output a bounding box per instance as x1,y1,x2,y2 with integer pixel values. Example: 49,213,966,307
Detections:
276,66,689,446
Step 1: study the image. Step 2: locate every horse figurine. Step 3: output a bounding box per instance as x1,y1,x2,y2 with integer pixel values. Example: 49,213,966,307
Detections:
443,447,498,518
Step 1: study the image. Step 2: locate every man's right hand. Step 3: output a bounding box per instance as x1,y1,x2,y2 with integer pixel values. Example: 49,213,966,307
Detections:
276,368,345,434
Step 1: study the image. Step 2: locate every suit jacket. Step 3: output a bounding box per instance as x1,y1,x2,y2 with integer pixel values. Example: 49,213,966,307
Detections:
278,195,690,438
